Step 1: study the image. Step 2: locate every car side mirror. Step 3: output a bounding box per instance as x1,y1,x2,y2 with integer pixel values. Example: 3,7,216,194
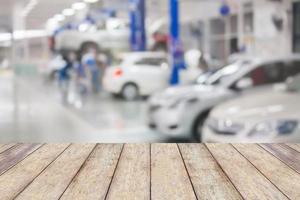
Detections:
235,77,253,90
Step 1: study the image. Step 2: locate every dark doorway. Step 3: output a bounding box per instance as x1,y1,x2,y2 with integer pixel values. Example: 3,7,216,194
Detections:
293,2,300,53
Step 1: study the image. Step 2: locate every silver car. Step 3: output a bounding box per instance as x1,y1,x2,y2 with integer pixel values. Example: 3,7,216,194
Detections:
147,55,300,141
203,75,300,143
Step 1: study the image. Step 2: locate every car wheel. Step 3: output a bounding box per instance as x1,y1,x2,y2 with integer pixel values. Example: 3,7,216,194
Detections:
192,111,210,142
121,83,139,101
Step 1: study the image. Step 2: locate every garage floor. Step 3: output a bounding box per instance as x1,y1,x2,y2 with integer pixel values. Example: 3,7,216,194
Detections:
0,72,178,143
0,143,299,199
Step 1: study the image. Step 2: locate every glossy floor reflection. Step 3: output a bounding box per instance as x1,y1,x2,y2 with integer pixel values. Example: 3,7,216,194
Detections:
0,72,170,143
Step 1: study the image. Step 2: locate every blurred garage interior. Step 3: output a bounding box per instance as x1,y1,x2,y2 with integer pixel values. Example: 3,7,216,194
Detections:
0,0,300,143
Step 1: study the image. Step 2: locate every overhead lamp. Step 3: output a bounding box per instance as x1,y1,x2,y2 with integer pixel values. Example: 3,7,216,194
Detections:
72,2,87,10
21,0,39,17
54,14,65,22
84,0,99,3
62,8,75,16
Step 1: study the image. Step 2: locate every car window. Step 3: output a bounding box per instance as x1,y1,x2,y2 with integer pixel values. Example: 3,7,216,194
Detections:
284,60,300,79
246,62,285,86
206,61,247,85
134,57,167,66
194,71,214,85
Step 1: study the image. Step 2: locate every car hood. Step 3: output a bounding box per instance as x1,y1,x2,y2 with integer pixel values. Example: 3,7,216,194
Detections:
211,89,300,122
149,84,231,105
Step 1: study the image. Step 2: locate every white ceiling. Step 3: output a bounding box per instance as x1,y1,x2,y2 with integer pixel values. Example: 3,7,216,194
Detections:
0,0,235,32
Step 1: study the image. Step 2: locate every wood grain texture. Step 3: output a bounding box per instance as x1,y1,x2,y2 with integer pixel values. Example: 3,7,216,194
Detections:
0,144,69,199
0,144,17,154
106,144,150,200
61,144,123,200
151,144,197,200
178,144,243,200
0,144,42,175
15,144,96,200
0,143,298,199
234,144,300,199
206,144,288,200
261,144,300,173
285,143,300,153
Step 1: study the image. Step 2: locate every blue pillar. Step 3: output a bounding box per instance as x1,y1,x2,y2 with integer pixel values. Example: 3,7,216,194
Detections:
169,0,185,85
129,0,146,51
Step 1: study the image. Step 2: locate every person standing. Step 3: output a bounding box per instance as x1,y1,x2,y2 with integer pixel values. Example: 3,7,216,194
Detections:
81,49,100,93
58,52,75,104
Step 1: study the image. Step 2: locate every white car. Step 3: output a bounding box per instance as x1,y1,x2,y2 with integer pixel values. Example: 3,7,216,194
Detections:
202,75,300,143
147,55,300,141
103,52,200,100
55,19,130,54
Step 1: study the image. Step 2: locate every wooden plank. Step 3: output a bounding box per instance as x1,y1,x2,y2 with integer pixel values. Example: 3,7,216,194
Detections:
261,144,300,173
60,144,123,200
106,144,150,200
0,144,69,199
151,144,197,200
233,144,300,199
178,144,243,200
0,144,42,175
285,143,300,152
206,144,288,200
15,144,96,200
0,144,16,154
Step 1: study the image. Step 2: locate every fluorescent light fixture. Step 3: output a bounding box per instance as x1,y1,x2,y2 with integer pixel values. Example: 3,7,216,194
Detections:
54,14,65,21
0,30,47,43
21,0,39,17
84,0,99,3
72,2,87,10
62,8,75,16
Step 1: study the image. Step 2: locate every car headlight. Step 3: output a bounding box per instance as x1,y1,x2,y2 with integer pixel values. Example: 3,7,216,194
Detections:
248,120,298,137
207,118,244,134
169,97,199,109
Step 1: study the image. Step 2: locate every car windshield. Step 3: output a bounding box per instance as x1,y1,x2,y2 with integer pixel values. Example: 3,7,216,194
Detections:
194,70,217,85
205,60,251,85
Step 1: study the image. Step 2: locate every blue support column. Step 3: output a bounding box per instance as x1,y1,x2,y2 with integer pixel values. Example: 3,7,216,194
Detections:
129,0,146,51
169,0,185,85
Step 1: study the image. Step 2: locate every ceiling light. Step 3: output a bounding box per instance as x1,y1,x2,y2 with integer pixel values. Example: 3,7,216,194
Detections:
62,8,75,16
54,14,65,22
84,0,99,3
21,0,39,17
72,2,87,10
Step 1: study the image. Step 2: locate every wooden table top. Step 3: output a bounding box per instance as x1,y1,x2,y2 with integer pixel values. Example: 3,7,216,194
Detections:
0,143,300,199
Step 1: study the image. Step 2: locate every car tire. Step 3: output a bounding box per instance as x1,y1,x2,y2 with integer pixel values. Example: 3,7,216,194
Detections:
121,83,139,101
192,111,210,142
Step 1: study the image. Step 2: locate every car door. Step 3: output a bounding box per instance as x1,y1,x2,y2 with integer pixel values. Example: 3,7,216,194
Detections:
133,57,169,94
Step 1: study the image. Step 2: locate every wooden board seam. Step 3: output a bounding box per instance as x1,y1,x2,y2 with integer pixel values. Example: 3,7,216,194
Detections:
0,143,18,154
0,144,44,176
13,144,71,199
104,144,125,200
204,144,246,200
259,144,300,176
58,144,99,199
232,144,290,199
177,144,199,200
285,144,300,153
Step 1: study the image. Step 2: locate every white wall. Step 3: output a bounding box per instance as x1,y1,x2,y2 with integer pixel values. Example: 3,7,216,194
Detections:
252,0,292,57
